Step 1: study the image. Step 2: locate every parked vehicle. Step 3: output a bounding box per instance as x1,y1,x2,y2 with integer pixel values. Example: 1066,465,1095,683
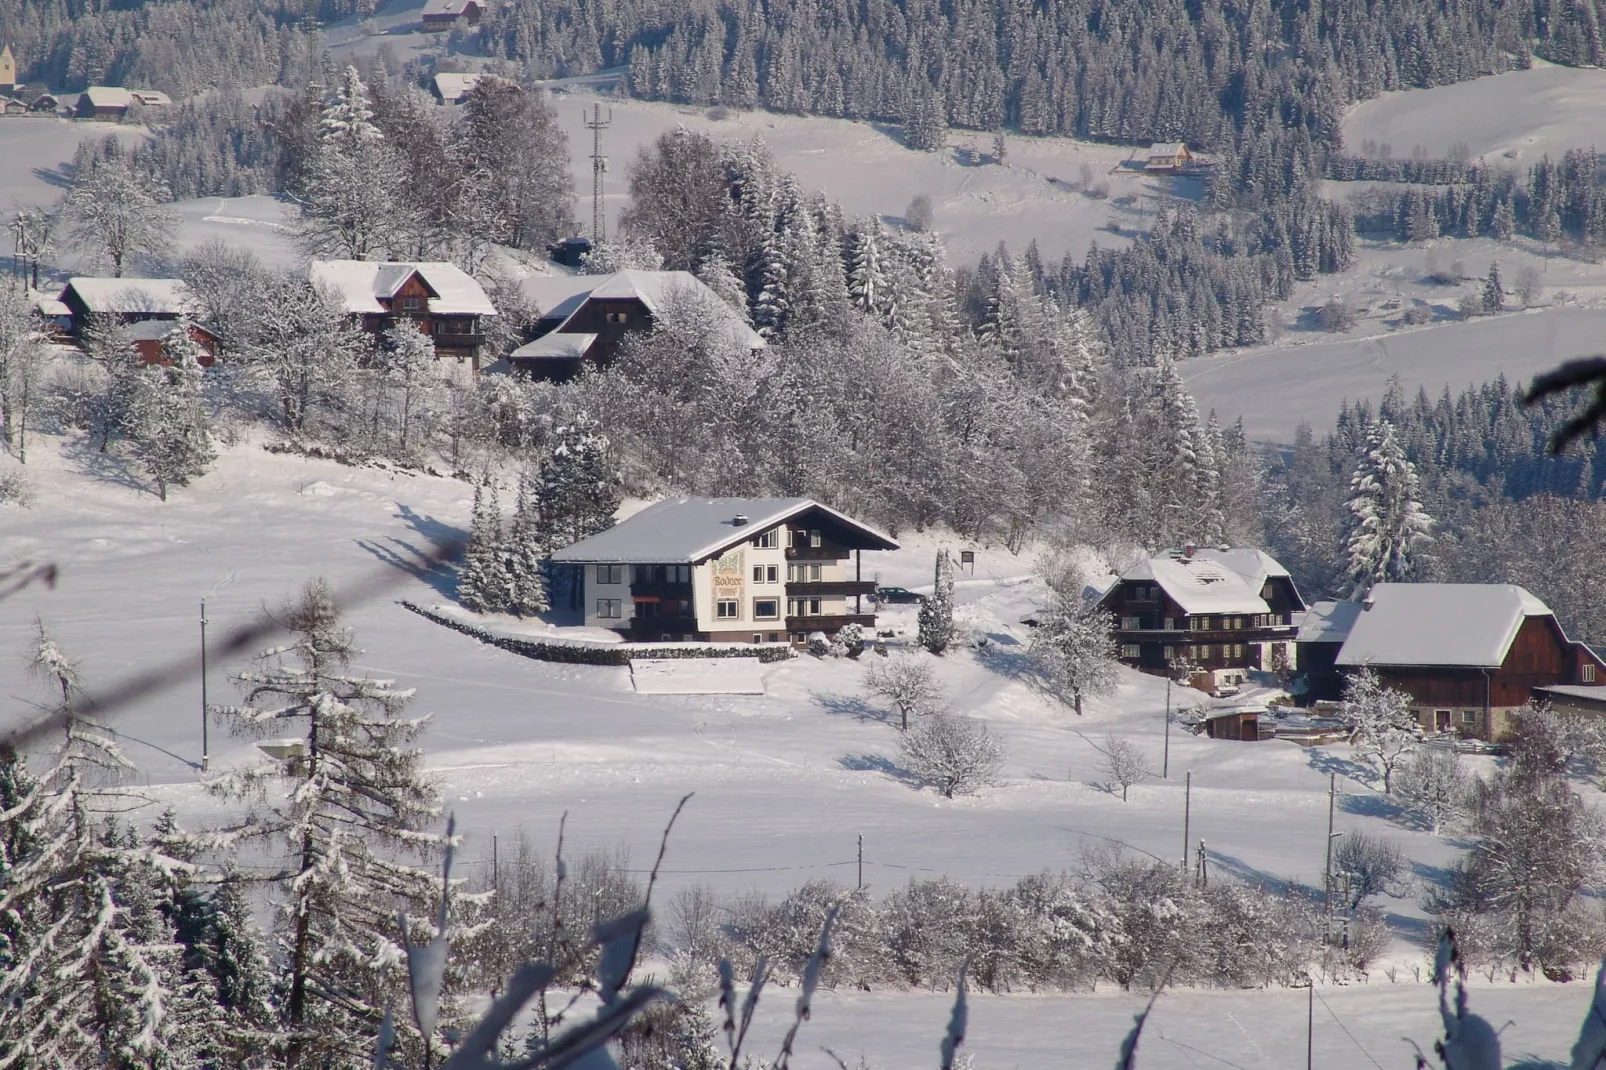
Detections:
874,586,925,604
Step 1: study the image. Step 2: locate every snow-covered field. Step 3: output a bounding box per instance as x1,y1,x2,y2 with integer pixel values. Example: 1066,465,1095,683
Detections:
3,434,1600,1063
1343,59,1606,166
543,90,1180,267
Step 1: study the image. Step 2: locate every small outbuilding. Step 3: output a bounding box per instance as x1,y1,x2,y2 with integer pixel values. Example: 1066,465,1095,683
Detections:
1202,704,1264,741
123,320,219,366
421,0,484,31
1144,143,1193,174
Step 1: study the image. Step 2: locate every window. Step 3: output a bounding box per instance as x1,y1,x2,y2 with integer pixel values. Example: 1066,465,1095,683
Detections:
1164,617,1177,631
1586,663,1598,684
752,565,765,582
1233,643,1246,659
754,598,780,620
1121,616,1141,630
596,565,624,585
717,600,739,619
595,599,622,619
810,530,822,548
605,310,630,324
1121,644,1141,659
1198,644,1214,661
1262,583,1274,599
402,296,423,311
755,529,779,548
753,634,763,644
767,565,780,583
804,563,819,581
1190,617,1206,631
768,633,780,642
1462,710,1478,725
1163,645,1174,660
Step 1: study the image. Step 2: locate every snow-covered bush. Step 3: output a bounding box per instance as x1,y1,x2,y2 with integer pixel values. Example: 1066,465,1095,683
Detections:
918,551,956,654
898,714,1005,798
807,631,830,657
0,466,31,507
1394,748,1472,833
836,622,865,658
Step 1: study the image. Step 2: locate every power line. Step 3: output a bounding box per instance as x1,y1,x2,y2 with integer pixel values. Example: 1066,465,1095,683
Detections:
1313,988,1386,1070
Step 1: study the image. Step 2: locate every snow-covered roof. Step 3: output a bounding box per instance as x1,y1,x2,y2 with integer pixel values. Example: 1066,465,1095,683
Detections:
510,333,597,361
1334,583,1554,669
1116,547,1283,615
129,90,171,106
1148,142,1186,157
432,73,484,101
549,497,898,564
32,293,70,318
1297,600,1364,644
526,270,766,350
422,0,481,15
308,261,496,316
1535,684,1606,705
61,277,192,315
82,86,133,109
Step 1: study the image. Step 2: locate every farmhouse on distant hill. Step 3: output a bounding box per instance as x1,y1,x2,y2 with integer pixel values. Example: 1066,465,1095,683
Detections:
56,277,195,336
1098,545,1307,692
1144,142,1193,174
1310,583,1606,739
421,0,484,31
430,72,484,104
76,86,170,121
511,270,764,381
309,260,497,373
548,497,898,645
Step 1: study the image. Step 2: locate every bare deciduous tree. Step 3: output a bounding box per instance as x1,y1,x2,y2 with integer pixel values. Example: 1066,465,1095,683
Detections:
1332,830,1408,910
864,655,946,730
898,713,1004,797
1100,735,1148,802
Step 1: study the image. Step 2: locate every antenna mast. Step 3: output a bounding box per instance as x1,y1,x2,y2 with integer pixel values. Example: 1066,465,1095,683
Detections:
585,103,612,243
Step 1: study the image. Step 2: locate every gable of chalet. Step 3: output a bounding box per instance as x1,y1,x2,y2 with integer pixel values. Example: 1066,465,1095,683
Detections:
549,497,898,565
1101,546,1304,619
308,261,495,318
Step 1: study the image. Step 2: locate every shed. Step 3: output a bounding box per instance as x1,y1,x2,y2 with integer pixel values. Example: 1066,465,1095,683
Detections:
1534,684,1606,717
1202,704,1264,741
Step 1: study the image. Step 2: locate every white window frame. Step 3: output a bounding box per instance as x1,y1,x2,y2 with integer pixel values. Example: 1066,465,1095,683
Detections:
597,564,624,585
1121,644,1141,659
753,598,780,620
755,529,779,549
1586,663,1598,684
807,563,821,581
766,565,779,583
752,565,765,583
1462,709,1478,724
1121,615,1141,630
595,598,622,619
809,530,822,548
716,600,739,619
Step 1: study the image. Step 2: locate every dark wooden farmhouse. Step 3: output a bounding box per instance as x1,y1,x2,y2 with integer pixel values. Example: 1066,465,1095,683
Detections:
309,260,497,374
1330,583,1606,739
123,320,219,366
1294,600,1366,701
549,497,897,645
511,270,765,381
76,86,169,121
421,0,484,31
1098,546,1307,694
56,277,194,336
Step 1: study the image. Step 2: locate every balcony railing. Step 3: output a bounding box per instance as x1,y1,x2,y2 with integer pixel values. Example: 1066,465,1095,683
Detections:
785,613,877,633
785,545,845,560
785,580,877,598
629,581,693,599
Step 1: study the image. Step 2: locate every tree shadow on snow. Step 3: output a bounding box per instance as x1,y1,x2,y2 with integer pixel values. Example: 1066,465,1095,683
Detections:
32,164,74,190
61,435,152,496
1304,747,1376,788
355,537,459,600
1206,849,1320,900
392,503,467,552
1338,791,1423,830
838,752,923,789
813,692,887,724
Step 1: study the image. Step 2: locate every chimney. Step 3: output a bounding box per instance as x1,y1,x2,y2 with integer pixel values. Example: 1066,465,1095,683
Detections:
1362,592,1375,612
1183,543,1196,559
733,514,749,526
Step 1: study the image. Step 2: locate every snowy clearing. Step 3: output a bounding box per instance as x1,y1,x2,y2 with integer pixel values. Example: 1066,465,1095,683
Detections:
1343,60,1606,166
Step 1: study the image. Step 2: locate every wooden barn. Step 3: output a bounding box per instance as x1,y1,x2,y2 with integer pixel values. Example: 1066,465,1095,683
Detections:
1144,143,1193,174
123,320,219,366
1332,583,1606,739
1202,705,1263,742
56,277,194,336
421,0,484,31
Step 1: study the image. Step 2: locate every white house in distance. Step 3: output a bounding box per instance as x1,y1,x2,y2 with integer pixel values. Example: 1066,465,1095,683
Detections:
548,497,899,645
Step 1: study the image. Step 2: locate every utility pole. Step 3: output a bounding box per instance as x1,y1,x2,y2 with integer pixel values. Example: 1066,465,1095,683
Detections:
1162,675,1171,779
199,598,210,773
492,832,499,886
1307,978,1314,1070
857,834,863,891
585,103,612,244
1181,770,1191,873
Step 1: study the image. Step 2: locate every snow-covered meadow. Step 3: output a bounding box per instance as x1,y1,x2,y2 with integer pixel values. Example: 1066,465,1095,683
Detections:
2,435,1600,1064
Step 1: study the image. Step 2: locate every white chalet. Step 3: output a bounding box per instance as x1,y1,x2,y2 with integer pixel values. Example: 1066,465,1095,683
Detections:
548,497,898,644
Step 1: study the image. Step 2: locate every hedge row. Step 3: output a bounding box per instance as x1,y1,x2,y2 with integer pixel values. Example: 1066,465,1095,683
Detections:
399,601,796,665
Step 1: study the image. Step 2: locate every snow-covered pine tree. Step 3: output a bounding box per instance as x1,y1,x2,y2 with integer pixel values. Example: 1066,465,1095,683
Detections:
534,414,622,549
504,472,551,618
459,483,512,614
208,579,447,1069
206,872,280,1065
1343,419,1435,598
918,550,956,654
126,323,216,501
0,624,178,1069
296,66,401,260
694,252,752,322
1482,261,1504,313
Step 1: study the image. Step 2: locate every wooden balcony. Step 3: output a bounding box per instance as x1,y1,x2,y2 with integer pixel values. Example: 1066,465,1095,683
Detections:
785,545,847,561
785,613,877,633
785,580,877,598
630,580,693,600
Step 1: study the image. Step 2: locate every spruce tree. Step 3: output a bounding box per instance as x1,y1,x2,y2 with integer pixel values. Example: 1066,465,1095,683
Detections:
534,414,622,550
1482,262,1504,313
918,550,956,655
504,472,551,618
1343,420,1436,598
459,484,512,614
208,579,447,1069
